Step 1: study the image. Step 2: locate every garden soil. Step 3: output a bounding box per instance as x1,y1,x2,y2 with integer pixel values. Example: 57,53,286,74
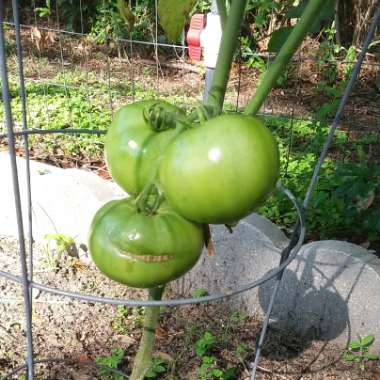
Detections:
1,236,379,380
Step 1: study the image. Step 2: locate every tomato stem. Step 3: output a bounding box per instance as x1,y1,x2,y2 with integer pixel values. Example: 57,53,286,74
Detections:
144,103,179,132
206,0,248,113
244,0,325,116
130,286,165,380
133,182,156,213
216,0,227,29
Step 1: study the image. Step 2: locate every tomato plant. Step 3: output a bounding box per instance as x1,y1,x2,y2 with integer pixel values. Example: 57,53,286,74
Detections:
159,114,279,224
87,1,326,377
105,100,183,195
89,198,204,288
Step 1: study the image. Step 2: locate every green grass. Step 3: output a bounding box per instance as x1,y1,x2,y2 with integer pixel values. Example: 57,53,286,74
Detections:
1,65,379,246
260,116,380,244
0,65,199,156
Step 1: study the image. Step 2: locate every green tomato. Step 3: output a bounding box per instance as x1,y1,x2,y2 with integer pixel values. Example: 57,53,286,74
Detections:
159,114,280,224
105,100,182,195
88,198,204,288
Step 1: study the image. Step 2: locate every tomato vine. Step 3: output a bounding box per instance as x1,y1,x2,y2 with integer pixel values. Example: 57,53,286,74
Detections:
89,1,328,378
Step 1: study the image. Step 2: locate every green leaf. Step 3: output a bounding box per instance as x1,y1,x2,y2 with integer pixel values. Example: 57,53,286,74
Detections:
268,27,293,53
192,288,208,297
343,352,357,362
347,338,361,350
158,0,197,42
203,355,216,364
154,364,167,373
286,0,334,20
286,0,335,33
360,335,375,348
223,367,237,380
116,0,135,30
365,353,380,361
285,1,307,18
212,368,224,378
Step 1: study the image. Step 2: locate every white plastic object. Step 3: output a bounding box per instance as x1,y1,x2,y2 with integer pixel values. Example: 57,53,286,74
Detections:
200,13,222,68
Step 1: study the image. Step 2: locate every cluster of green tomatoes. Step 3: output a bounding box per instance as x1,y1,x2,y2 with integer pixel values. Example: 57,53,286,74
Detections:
88,100,279,289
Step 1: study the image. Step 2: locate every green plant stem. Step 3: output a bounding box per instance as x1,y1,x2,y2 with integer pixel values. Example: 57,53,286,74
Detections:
130,286,165,380
244,0,325,116
207,0,248,113
216,0,227,28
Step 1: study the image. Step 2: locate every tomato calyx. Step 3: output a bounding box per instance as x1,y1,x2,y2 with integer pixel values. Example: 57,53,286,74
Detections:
133,182,164,215
142,101,221,133
187,103,220,127
143,102,186,132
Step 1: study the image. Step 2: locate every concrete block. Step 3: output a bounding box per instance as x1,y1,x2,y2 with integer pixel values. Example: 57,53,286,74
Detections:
173,217,380,351
0,151,125,245
260,240,380,350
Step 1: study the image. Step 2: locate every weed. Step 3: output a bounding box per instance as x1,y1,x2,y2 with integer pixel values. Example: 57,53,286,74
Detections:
184,322,200,348
195,332,216,357
145,358,168,378
111,305,145,334
42,233,77,269
111,305,131,334
235,344,248,361
260,117,380,245
132,306,146,329
229,311,248,323
192,288,208,298
95,348,126,380
194,331,238,379
198,356,236,380
343,335,380,371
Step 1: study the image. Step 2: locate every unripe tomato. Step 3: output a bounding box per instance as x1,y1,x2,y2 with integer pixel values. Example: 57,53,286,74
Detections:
88,199,204,288
105,100,182,195
159,114,279,224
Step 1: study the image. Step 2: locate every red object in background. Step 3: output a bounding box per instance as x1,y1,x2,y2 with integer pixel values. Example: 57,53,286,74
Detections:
186,14,205,61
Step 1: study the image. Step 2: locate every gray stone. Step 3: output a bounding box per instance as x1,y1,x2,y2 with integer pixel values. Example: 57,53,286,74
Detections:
171,214,288,313
172,216,380,352
260,240,380,351
0,151,125,246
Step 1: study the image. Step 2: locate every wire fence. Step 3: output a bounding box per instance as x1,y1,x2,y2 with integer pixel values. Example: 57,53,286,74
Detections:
0,1,379,139
0,1,380,379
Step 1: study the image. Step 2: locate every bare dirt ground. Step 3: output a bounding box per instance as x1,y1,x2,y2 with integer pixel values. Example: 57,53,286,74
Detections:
1,236,380,380
5,26,380,130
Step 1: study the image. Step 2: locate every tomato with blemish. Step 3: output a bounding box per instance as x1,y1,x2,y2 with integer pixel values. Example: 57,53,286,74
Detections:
88,198,204,288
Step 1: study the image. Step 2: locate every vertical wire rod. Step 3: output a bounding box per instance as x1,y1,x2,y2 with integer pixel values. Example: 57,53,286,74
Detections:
250,206,300,380
0,3,34,379
12,0,34,311
250,5,380,379
154,0,162,94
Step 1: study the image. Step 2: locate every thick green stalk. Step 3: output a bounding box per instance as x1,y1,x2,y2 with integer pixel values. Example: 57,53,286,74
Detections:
244,0,325,116
216,0,227,28
130,286,165,380
207,0,248,113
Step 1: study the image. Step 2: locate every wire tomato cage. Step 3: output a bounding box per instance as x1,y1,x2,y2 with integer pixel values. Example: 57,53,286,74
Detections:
0,0,379,379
